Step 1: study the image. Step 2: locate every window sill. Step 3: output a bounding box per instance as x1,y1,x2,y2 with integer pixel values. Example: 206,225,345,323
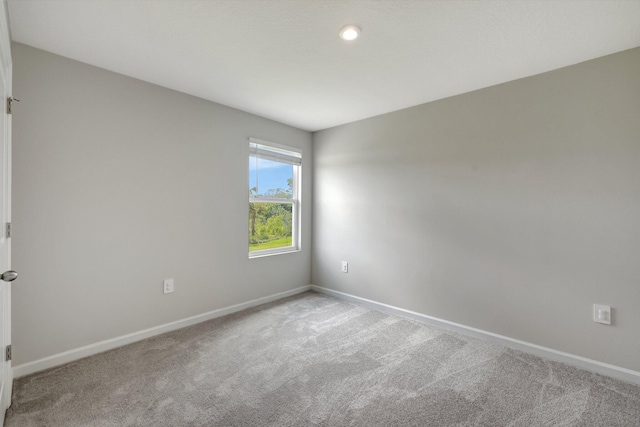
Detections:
249,248,300,259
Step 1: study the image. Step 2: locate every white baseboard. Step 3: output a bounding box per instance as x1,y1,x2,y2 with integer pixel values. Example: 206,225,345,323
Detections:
14,284,639,386
311,285,640,386
12,285,312,378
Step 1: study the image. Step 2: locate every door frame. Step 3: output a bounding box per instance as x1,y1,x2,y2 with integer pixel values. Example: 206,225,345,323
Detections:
0,0,12,421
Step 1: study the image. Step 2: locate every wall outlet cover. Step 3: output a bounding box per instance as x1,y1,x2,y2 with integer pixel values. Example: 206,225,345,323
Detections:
163,278,174,294
593,304,611,325
341,261,348,273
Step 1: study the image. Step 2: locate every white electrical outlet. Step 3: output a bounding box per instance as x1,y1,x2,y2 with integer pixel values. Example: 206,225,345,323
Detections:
593,304,611,325
341,261,348,273
163,278,174,294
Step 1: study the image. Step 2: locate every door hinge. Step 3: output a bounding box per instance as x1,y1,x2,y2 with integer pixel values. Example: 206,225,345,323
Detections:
5,222,10,239
5,345,11,362
7,97,19,115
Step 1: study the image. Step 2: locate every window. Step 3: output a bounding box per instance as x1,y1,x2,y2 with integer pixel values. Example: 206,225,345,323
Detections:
249,138,301,257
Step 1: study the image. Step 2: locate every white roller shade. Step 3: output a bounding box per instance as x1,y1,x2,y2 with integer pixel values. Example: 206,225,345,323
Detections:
249,138,302,166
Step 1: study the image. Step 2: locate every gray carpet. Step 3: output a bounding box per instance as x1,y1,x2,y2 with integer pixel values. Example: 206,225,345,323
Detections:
5,291,640,426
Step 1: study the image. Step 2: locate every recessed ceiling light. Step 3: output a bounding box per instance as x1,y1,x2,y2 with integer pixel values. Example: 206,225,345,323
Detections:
339,25,360,41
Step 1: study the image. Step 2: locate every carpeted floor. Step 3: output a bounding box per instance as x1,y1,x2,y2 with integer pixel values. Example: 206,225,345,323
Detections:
5,291,640,426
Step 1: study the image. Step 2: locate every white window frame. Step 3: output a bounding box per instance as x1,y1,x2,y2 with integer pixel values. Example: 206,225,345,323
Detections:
249,137,301,258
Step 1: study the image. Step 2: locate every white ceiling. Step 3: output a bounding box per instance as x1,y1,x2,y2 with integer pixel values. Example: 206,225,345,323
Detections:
7,0,640,132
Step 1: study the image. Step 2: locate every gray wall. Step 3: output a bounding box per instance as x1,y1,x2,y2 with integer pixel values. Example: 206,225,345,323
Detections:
12,43,312,366
312,48,640,372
